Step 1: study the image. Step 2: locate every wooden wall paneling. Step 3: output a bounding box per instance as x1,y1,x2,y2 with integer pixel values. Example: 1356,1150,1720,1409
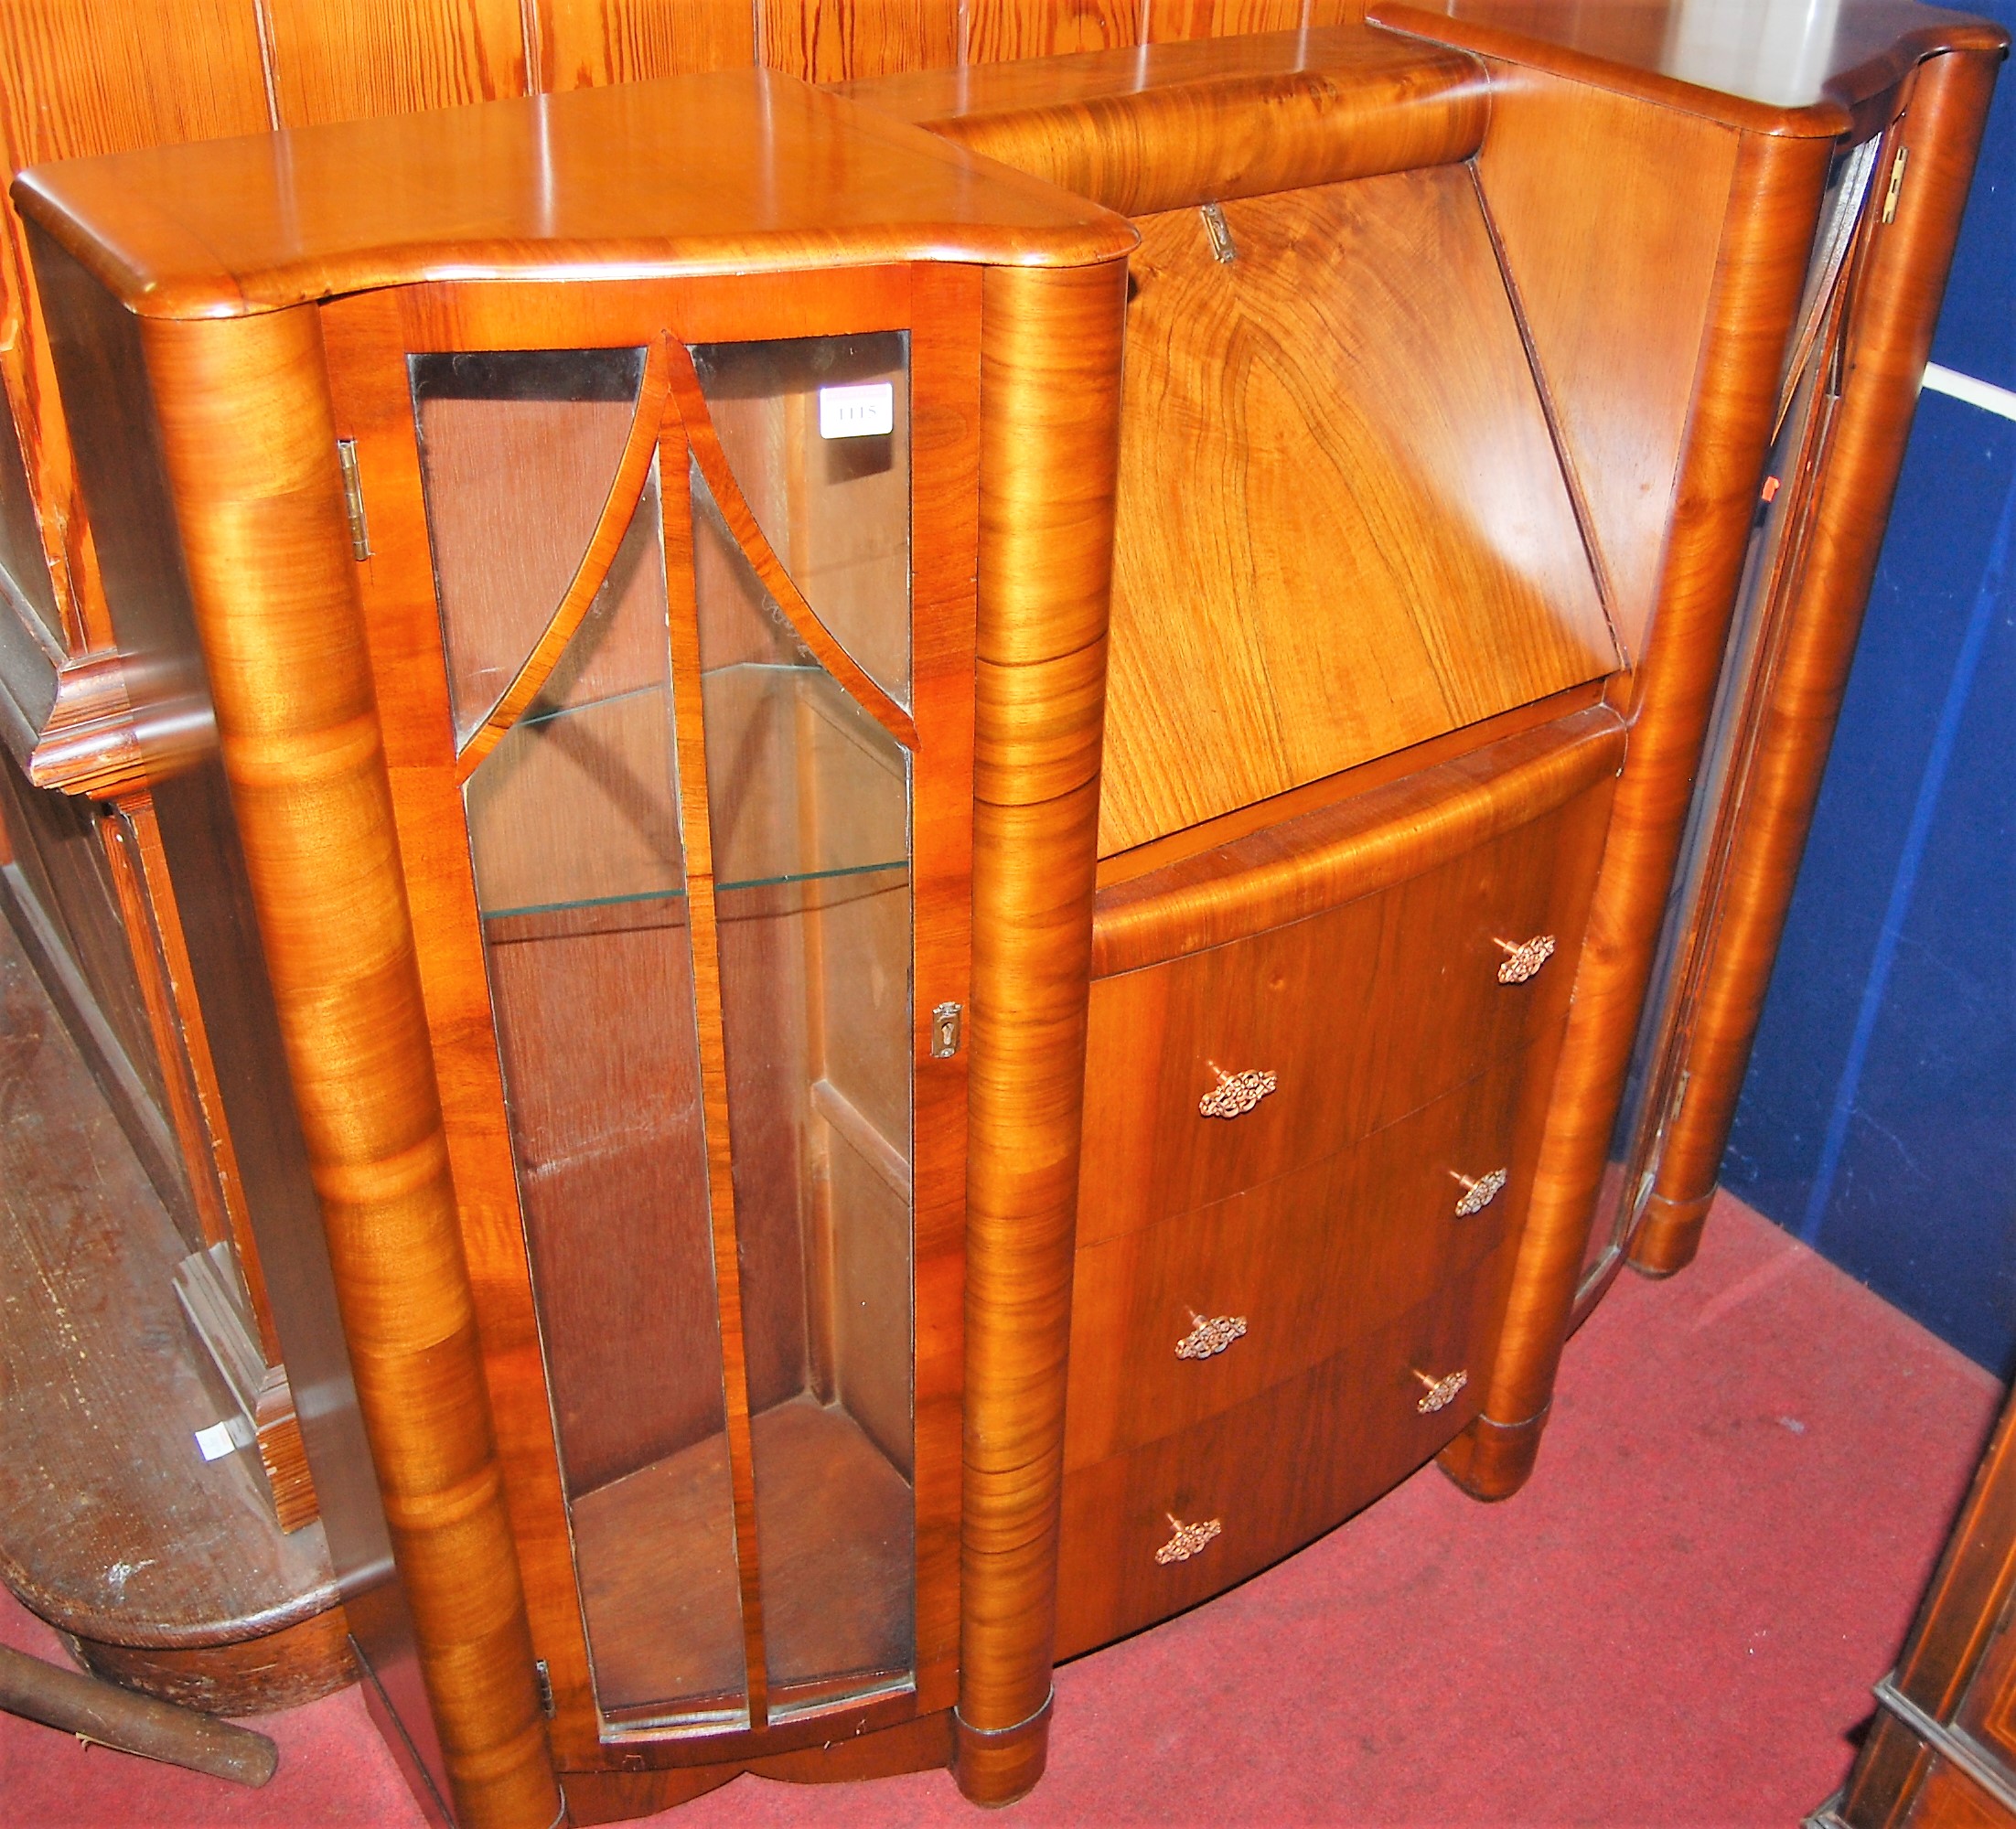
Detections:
1142,0,1366,39
1437,118,1836,1503
1629,49,2003,1275
965,0,1142,64
760,0,962,83
138,302,558,1829
956,256,1127,1806
1471,72,1738,660
534,0,756,87
1099,168,1612,854
260,0,530,126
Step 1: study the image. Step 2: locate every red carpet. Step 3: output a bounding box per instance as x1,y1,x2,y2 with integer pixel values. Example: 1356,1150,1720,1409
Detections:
1,1193,2000,1827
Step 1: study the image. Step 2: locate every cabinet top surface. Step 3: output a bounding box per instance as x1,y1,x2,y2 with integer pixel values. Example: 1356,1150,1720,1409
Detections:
1369,0,2006,132
832,21,1485,124
13,67,1137,321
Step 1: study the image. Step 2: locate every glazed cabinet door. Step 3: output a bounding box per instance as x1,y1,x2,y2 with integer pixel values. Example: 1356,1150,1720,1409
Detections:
321,271,976,1758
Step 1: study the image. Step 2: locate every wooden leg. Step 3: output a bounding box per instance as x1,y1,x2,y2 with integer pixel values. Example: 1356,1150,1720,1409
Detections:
1438,1407,1547,1503
1627,1189,1715,1278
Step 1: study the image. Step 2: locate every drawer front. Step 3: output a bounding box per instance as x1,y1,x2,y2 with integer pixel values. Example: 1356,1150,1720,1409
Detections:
1079,788,1602,1246
1056,1259,1513,1659
1066,1046,1539,1471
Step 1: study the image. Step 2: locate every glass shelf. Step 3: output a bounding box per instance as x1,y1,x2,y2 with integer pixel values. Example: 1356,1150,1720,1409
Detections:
470,665,908,921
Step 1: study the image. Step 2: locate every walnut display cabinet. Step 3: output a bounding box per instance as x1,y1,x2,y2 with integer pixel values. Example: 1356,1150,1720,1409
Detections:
16,70,1133,1827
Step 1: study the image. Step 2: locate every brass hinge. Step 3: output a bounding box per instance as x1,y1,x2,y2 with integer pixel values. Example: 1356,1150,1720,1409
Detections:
1199,202,1238,264
337,438,371,561
1882,145,1909,224
532,1659,555,1718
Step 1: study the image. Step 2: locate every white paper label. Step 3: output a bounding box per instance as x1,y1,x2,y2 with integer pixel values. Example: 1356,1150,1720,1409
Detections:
818,381,895,441
195,1421,238,1461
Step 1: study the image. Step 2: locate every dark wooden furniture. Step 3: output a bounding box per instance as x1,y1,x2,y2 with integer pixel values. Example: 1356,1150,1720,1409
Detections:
1818,1388,2016,1828
17,64,1133,1827
0,910,353,1713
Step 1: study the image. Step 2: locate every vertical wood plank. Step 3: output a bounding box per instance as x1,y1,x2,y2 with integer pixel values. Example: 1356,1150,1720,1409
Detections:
262,0,529,124
1141,0,1319,41
532,0,755,87
964,0,1140,64
760,0,962,81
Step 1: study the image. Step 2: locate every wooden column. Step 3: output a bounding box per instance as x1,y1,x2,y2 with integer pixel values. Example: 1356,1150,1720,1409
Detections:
139,305,561,1829
1440,125,1835,1502
1631,49,2004,1277
958,257,1127,1806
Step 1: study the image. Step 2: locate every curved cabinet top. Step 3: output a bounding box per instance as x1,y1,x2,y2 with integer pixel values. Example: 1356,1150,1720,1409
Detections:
1369,0,2007,136
11,66,1137,322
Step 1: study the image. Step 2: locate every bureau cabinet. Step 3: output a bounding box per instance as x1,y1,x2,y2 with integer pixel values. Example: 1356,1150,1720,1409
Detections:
842,0,2007,1653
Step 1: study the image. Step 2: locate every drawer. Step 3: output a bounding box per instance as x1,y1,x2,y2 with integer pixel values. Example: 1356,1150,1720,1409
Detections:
1066,1045,1541,1471
1056,1259,1514,1659
1079,779,1607,1246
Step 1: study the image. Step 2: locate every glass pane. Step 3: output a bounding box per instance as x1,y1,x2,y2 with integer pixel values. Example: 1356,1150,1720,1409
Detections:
413,348,645,742
0,394,59,647
1579,148,1863,1301
459,462,747,1728
692,453,917,1712
691,333,911,708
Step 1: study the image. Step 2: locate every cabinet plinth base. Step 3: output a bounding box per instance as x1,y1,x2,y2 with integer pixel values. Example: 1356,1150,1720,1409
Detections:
1627,1190,1714,1278
1437,1407,1547,1502
953,1693,1053,1806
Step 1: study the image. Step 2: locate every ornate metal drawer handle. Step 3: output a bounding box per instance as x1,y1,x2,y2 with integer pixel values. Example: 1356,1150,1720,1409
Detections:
1175,1313,1248,1360
1413,1368,1468,1414
1198,1067,1276,1119
1451,1167,1508,1216
1495,935,1557,984
1155,1514,1223,1564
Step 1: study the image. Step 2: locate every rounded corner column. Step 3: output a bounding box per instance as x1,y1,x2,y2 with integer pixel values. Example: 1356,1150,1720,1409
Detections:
1438,1407,1549,1503
1455,126,1836,1502
1627,1189,1715,1277
139,304,561,1829
959,256,1129,1810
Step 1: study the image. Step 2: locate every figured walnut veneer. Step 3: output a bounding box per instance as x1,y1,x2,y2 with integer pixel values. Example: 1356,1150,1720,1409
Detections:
1096,169,1615,852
